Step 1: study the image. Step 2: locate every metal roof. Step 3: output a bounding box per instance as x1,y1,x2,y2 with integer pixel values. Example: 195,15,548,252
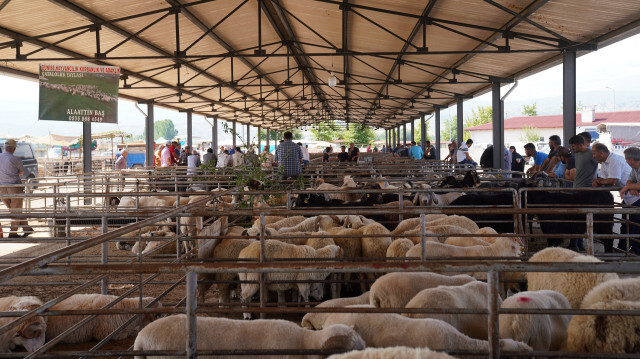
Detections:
1,0,639,130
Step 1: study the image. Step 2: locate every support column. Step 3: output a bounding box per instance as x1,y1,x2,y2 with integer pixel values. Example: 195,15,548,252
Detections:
410,118,415,143
563,50,577,146
457,96,464,144
247,123,251,148
397,126,401,145
392,128,396,148
145,102,154,167
266,129,270,151
212,116,218,153
420,113,426,153
492,82,504,169
83,122,91,173
403,123,407,144
435,107,441,160
385,129,389,149
258,126,261,151
186,111,193,149
232,120,237,148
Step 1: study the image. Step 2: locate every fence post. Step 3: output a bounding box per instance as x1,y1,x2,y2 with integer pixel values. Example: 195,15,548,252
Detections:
487,269,500,359
420,213,426,261
586,212,594,255
101,216,108,294
186,271,197,359
259,214,266,320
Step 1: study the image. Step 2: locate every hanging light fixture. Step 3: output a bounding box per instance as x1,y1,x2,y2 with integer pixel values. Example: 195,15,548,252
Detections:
328,62,337,87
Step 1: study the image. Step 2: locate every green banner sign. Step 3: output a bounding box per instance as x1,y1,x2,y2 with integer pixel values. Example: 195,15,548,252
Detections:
38,64,119,123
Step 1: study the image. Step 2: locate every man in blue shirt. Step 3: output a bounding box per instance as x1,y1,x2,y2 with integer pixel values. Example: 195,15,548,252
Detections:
408,141,423,160
524,142,547,177
275,131,303,178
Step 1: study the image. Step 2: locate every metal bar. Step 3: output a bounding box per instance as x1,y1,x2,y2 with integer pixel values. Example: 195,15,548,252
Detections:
420,113,426,153
491,81,503,169
232,120,237,148
186,111,193,148
456,96,464,144
563,50,577,145
487,269,500,359
435,107,441,160
145,103,155,167
586,212,594,256
185,271,197,359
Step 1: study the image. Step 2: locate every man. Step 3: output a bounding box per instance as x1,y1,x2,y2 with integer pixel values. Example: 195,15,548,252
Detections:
228,146,235,156
568,135,597,188
217,150,230,168
179,145,191,166
218,146,226,156
187,149,201,175
298,143,310,166
366,143,372,152
232,146,245,167
524,142,547,176
620,147,640,254
510,146,525,178
503,146,512,171
457,139,477,166
424,141,436,160
160,141,175,167
545,146,571,180
0,139,33,237
381,145,386,153
347,143,360,162
337,146,348,162
397,144,409,158
202,148,216,166
260,146,274,169
408,141,423,160
540,135,562,172
275,131,303,178
592,143,631,188
114,150,128,170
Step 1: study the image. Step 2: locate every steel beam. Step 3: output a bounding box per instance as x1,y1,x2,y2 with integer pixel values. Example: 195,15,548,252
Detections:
146,103,155,167
186,111,193,149
83,122,91,173
435,107,441,160
456,96,464,144
410,118,415,143
491,82,504,169
232,120,237,148
212,116,218,153
421,113,426,154
563,50,577,146
403,123,407,144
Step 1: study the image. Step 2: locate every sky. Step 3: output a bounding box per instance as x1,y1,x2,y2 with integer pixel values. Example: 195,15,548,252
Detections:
1,33,639,143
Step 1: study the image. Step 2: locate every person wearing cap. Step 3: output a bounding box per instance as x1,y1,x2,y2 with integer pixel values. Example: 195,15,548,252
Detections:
0,139,34,237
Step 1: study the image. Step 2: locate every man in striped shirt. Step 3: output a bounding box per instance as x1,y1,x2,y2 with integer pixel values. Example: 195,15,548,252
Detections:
275,131,303,179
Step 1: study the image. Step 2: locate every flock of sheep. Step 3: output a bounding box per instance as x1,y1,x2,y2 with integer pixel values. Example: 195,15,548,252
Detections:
1,174,638,358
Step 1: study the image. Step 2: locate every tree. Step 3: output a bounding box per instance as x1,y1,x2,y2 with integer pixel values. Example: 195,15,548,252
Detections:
414,119,430,143
310,121,342,142
348,124,376,146
258,128,303,142
154,119,178,141
463,106,492,140
522,103,538,116
441,116,457,142
520,125,542,143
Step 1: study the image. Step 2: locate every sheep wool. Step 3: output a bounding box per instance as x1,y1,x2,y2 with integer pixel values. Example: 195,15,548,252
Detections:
327,346,458,359
370,272,476,308
404,281,498,340
46,294,161,343
405,237,522,259
302,292,370,330
567,277,640,353
527,247,619,308
499,290,571,351
0,296,46,353
134,315,366,359
386,238,414,259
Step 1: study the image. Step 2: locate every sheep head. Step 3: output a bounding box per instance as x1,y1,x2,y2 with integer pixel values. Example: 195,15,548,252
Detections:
6,302,46,353
318,324,366,352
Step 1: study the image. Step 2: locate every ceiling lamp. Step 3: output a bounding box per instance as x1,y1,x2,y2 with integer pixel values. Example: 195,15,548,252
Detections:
328,63,337,87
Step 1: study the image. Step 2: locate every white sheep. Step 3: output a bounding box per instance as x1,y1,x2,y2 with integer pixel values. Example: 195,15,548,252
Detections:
259,215,308,231
391,215,448,235
327,346,458,359
316,175,360,202
406,237,522,259
443,236,490,247
302,292,370,330
0,296,46,353
370,272,476,308
277,215,341,233
117,195,174,209
403,225,470,244
566,277,640,353
386,238,414,259
427,215,480,233
133,314,366,359
323,311,532,356
360,222,392,259
130,229,177,256
326,227,364,295
499,290,571,351
404,281,497,340
46,294,161,343
341,215,378,230
527,247,620,308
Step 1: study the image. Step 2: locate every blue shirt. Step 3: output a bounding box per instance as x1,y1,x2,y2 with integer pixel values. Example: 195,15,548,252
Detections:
408,145,423,160
553,161,565,179
533,151,547,166
275,140,303,178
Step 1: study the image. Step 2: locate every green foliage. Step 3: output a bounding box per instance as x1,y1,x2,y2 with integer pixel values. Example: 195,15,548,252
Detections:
520,125,542,143
348,124,376,146
522,103,538,116
310,121,344,142
258,128,279,142
414,119,430,143
441,106,493,142
441,116,457,142
154,119,179,141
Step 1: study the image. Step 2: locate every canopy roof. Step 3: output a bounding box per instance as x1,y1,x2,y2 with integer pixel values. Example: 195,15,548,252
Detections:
1,0,639,130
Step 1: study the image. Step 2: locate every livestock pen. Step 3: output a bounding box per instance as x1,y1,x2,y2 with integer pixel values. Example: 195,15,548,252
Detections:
0,162,638,358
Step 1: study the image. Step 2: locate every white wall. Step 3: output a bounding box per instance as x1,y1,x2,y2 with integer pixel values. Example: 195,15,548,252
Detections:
469,128,561,145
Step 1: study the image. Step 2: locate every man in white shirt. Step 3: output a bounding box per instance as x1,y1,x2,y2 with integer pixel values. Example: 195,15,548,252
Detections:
217,150,230,168
456,139,477,166
620,147,640,254
592,143,631,188
298,143,310,166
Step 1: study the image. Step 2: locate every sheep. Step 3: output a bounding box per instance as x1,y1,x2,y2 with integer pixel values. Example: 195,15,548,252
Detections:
278,215,341,233
117,195,174,209
499,290,571,351
360,222,392,259
405,237,522,259
385,238,414,259
0,296,46,353
372,200,416,223
370,272,476,308
326,227,364,295
427,215,480,233
443,236,490,247
341,215,378,230
475,227,498,235
259,215,307,231
316,175,360,202
323,311,532,357
133,315,366,359
310,244,344,300
404,281,497,340
566,277,640,353
302,292,371,330
327,346,458,359
403,225,470,244
45,294,161,343
238,241,341,318
391,215,448,235
527,247,620,308
130,229,177,256
115,220,176,251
